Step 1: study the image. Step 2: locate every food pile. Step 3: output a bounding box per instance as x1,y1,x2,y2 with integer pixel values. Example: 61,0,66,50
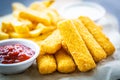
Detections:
0,0,115,74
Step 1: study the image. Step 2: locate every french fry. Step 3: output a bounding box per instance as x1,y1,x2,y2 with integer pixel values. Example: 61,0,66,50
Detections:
12,2,26,11
12,2,26,19
40,26,56,34
79,16,115,56
1,16,15,33
9,32,30,38
29,23,55,37
29,23,44,38
40,29,62,54
1,19,14,33
20,19,33,30
12,10,20,18
29,28,42,38
37,54,56,74
29,0,59,25
35,23,56,34
55,48,76,73
0,31,9,40
42,0,55,7
72,19,106,62
19,9,51,25
11,20,30,34
27,31,52,42
58,20,96,72
29,0,54,10
45,8,60,25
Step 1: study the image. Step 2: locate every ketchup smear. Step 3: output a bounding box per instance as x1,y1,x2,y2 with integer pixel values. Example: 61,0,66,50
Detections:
0,44,35,64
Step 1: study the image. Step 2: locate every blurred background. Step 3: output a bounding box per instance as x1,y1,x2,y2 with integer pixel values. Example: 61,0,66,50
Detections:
0,0,120,20
0,0,34,16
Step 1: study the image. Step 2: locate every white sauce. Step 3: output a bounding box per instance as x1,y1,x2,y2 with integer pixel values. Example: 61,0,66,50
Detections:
61,5,103,21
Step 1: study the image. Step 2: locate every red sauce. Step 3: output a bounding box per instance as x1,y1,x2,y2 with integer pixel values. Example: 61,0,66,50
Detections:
0,44,35,64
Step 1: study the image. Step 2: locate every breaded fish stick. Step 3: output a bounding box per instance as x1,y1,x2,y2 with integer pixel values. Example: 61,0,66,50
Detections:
37,54,56,74
58,20,96,72
79,16,115,56
73,19,106,62
61,41,70,54
55,48,76,73
40,29,62,54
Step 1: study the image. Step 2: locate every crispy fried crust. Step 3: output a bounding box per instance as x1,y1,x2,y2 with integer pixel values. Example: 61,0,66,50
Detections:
19,9,51,25
79,16,115,56
72,19,107,62
40,29,62,54
55,48,76,73
58,20,96,72
37,54,56,74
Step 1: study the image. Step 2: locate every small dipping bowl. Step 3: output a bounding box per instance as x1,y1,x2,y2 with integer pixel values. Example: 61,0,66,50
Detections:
0,39,40,74
59,1,106,22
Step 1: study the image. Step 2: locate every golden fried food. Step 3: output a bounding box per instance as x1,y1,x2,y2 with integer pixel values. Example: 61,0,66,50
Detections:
37,54,56,74
55,48,76,73
29,23,55,38
27,31,52,42
35,23,56,34
2,18,33,34
72,19,107,62
29,23,45,37
61,41,69,53
41,0,55,7
29,0,54,10
9,32,30,38
30,2,60,26
12,2,26,11
12,2,26,18
11,20,30,34
40,29,62,54
29,1,47,11
1,19,14,33
19,9,51,25
79,16,115,56
44,8,60,25
0,0,115,75
58,20,96,72
20,19,33,30
0,31,9,40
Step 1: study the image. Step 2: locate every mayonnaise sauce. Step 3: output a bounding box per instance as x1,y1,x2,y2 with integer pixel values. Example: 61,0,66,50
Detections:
60,3,105,21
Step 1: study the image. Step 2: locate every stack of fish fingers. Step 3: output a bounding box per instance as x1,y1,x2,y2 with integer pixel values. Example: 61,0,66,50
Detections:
37,16,115,74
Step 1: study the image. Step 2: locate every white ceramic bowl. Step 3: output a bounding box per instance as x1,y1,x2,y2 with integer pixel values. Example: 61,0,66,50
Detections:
59,1,106,22
0,39,40,74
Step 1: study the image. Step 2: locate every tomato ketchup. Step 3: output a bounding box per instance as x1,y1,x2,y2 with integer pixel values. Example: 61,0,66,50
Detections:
0,44,35,64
